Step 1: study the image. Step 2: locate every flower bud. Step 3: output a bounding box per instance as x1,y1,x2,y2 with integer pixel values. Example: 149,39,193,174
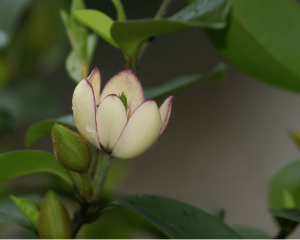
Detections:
52,123,91,173
38,190,73,239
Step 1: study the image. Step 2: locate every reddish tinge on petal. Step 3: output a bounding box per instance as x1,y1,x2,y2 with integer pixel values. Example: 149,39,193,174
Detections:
99,70,144,116
112,100,162,159
72,79,100,149
96,94,128,152
87,67,101,105
159,96,173,134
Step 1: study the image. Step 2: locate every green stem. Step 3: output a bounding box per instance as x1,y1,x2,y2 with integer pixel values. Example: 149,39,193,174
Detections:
92,153,111,200
155,0,172,19
111,0,126,21
79,172,93,202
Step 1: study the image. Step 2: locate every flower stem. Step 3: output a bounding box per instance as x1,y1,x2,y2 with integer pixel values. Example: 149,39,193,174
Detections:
111,0,126,21
79,172,93,202
92,153,111,200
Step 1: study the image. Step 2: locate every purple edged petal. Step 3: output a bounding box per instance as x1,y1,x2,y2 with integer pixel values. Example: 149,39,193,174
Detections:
87,67,101,105
159,96,173,134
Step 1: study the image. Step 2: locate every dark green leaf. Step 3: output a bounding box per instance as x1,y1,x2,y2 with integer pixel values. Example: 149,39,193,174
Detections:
144,62,226,100
0,0,33,49
0,81,59,122
10,195,40,228
0,150,73,185
107,195,241,239
111,0,230,58
233,226,269,239
0,194,42,235
25,114,76,148
72,10,118,47
0,108,14,134
205,0,300,93
271,209,300,223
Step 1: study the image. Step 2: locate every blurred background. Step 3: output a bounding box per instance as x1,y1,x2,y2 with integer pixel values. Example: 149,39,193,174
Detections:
1,0,300,238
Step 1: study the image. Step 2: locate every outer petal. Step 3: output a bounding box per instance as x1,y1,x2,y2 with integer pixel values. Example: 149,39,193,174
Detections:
72,79,100,149
99,70,144,115
87,67,101,105
159,96,173,134
96,94,128,152
112,100,162,159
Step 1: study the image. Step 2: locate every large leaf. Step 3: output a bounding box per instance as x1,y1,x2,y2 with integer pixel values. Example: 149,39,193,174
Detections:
25,115,76,148
144,62,226,100
271,209,300,223
205,0,300,93
107,195,241,239
72,10,118,47
269,159,300,209
0,0,33,49
233,226,269,239
0,150,73,185
0,194,42,235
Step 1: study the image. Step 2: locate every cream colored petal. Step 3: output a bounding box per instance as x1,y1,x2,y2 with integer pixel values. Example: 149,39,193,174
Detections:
99,70,144,115
72,79,100,149
96,94,128,152
159,96,173,134
112,100,162,159
87,67,101,105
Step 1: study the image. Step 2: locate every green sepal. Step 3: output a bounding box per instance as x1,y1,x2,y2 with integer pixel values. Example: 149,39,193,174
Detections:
52,123,91,173
38,190,73,239
10,195,40,228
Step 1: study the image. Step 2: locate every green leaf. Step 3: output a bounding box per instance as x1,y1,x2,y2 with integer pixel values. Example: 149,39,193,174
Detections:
205,0,300,93
107,195,241,239
233,226,269,239
72,10,119,47
271,209,300,223
0,80,59,122
282,189,297,209
66,50,83,82
0,194,42,235
10,195,40,228
0,150,73,185
111,0,126,21
144,62,226,100
70,0,86,13
87,33,98,63
111,0,230,58
25,114,76,148
0,0,33,49
269,159,300,209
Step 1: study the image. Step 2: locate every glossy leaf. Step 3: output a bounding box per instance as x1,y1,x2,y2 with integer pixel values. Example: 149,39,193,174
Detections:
0,0,33,49
0,81,59,122
10,195,40,228
271,209,300,223
205,0,300,93
72,10,118,47
269,159,300,209
107,195,241,239
111,0,230,58
144,62,226,100
233,226,269,239
25,114,76,148
0,150,73,185
0,194,42,235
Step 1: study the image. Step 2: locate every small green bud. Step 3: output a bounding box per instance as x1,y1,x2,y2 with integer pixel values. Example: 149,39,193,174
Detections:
38,190,73,239
119,92,127,110
52,123,91,173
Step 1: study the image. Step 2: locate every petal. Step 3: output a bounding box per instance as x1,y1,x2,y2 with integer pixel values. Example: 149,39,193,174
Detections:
72,79,100,149
87,67,101,105
159,96,173,134
96,94,128,152
112,100,162,159
99,70,144,115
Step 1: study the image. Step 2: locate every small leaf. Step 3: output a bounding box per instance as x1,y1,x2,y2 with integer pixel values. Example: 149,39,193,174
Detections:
0,150,73,185
233,226,269,239
25,114,76,148
38,190,73,239
271,209,300,223
70,0,86,13
144,63,226,100
288,130,300,149
72,10,119,47
66,50,83,82
106,195,241,239
282,189,297,209
87,33,98,63
10,195,40,228
111,0,230,58
0,0,33,49
52,124,91,173
111,0,126,21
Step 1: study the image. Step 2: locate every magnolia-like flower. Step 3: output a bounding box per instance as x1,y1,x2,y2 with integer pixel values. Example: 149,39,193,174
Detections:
72,68,173,159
